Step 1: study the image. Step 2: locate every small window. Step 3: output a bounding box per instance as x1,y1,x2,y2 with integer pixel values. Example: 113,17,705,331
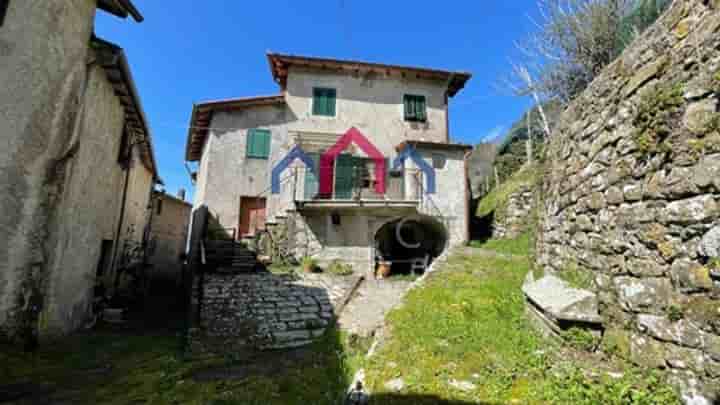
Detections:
0,1,9,28
246,129,271,159
156,199,163,215
404,94,427,122
313,88,336,116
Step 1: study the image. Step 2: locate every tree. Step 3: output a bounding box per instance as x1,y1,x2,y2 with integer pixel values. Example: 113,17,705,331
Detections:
509,0,671,105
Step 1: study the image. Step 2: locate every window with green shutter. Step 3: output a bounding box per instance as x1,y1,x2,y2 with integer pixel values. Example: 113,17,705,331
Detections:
313,88,337,116
246,129,271,159
403,94,427,122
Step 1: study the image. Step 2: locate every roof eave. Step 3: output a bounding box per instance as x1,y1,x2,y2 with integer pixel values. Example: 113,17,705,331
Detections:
396,140,473,152
185,95,286,162
97,0,144,22
92,36,159,178
267,52,472,97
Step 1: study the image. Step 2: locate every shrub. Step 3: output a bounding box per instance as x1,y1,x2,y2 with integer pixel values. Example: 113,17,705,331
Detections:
632,83,684,155
327,260,354,276
666,305,684,322
563,327,600,351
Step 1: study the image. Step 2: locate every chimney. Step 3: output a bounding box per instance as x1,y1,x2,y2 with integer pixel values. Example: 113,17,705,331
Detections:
177,188,186,201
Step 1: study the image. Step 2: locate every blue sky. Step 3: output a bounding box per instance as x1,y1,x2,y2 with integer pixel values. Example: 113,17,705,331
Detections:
96,0,540,197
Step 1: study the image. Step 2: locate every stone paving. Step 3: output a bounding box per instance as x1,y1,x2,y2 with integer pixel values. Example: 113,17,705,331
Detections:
191,272,362,354
337,278,413,337
294,273,363,313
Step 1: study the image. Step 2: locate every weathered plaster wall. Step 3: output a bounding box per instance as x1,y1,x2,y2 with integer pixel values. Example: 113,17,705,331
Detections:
536,0,720,400
413,147,470,247
0,0,98,339
121,150,154,245
42,63,128,335
284,68,449,149
149,197,191,284
196,104,293,233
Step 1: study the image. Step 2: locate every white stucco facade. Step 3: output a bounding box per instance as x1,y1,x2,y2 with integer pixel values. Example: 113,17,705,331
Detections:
189,56,471,274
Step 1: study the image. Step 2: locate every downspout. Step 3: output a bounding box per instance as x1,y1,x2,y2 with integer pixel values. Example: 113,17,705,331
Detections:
110,142,133,294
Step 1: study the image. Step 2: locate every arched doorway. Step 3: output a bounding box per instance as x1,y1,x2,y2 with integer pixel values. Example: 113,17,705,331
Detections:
374,215,448,276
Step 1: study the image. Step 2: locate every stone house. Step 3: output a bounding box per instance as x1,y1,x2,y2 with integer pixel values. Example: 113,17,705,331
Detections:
0,1,159,340
148,190,192,286
186,53,472,275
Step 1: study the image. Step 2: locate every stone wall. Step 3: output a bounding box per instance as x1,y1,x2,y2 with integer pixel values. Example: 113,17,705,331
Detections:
190,273,359,355
536,0,720,401
493,184,534,239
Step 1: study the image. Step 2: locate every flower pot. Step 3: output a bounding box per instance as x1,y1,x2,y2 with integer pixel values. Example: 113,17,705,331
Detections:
303,263,315,273
377,261,392,279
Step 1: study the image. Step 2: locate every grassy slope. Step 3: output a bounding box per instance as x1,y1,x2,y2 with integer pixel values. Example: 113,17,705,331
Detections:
363,236,680,405
0,327,367,405
476,165,537,219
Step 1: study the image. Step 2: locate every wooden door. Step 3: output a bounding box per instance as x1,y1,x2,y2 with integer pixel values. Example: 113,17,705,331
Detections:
239,197,266,236
334,154,355,199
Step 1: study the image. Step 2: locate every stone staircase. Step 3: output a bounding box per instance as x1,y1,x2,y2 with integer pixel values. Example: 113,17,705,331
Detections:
204,239,258,273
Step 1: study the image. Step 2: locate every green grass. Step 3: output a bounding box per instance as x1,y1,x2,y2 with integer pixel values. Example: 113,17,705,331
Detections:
476,165,537,219
362,240,681,405
0,326,366,405
469,232,532,256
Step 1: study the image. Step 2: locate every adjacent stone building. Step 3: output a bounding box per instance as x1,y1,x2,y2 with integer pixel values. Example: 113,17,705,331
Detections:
186,54,473,275
0,1,159,340
148,190,192,286
537,0,720,401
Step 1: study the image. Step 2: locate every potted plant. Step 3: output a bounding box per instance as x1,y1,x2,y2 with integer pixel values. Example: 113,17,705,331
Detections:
301,256,317,273
377,260,392,279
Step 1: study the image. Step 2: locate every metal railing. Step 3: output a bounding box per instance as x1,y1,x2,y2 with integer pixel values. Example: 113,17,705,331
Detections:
288,166,424,202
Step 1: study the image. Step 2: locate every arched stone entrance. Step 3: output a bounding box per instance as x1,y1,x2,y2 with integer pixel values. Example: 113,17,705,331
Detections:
373,215,448,276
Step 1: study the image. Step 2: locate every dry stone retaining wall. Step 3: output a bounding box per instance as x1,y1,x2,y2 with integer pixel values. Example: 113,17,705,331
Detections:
493,184,534,239
536,0,720,402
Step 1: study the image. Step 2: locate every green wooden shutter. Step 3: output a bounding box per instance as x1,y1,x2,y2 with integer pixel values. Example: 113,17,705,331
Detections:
247,129,270,159
334,154,355,199
313,88,336,116
326,89,336,116
404,95,426,122
416,96,426,121
304,152,320,200
313,89,322,115
403,95,413,121
260,130,271,157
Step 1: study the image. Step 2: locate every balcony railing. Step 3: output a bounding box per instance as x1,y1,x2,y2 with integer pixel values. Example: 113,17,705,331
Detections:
287,165,424,204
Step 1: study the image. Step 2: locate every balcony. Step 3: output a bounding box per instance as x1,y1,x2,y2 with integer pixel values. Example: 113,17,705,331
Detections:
290,163,425,211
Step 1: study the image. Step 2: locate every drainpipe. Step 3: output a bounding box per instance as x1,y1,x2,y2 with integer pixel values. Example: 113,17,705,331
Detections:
110,142,133,294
